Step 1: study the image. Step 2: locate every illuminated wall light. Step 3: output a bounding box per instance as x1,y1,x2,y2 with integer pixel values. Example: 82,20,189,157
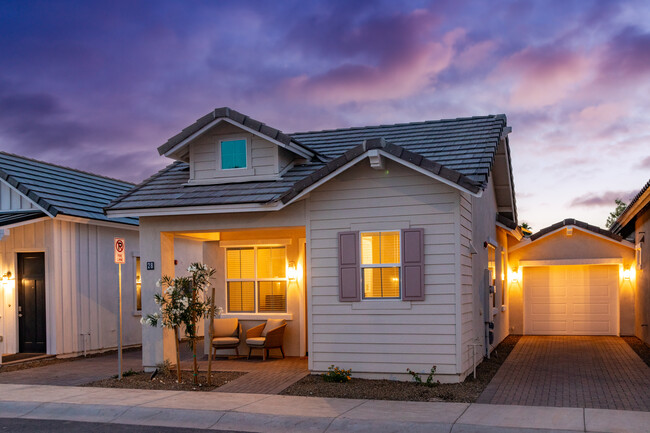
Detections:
623,268,631,280
287,262,297,280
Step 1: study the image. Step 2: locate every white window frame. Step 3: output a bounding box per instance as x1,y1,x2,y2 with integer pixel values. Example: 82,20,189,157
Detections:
360,230,402,300
218,136,250,171
225,245,288,313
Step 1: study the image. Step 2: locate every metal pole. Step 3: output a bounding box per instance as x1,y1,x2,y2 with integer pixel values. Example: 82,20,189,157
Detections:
118,263,123,380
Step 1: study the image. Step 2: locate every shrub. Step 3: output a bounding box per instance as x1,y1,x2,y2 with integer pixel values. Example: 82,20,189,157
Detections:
406,366,440,387
322,365,351,383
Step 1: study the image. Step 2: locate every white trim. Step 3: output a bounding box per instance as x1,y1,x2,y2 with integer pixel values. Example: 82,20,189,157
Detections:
219,238,292,247
0,178,54,218
359,230,402,300
510,225,634,252
0,216,50,230
218,136,251,171
185,174,280,186
56,215,139,231
164,117,314,160
519,258,624,267
106,202,283,218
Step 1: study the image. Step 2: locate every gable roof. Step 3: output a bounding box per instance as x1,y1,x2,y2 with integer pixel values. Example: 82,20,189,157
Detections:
158,107,324,161
530,218,624,242
0,152,138,226
611,178,650,237
106,110,513,216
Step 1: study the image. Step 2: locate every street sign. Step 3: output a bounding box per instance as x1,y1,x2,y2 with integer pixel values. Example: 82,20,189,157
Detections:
114,238,125,264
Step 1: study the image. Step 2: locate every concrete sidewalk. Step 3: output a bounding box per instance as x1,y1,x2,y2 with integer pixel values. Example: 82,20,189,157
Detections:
0,384,648,432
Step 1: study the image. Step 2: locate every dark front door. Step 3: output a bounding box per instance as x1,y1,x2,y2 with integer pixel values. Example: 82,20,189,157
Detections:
18,252,46,353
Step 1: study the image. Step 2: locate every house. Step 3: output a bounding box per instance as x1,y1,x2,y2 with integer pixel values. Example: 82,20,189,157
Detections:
0,152,141,360
105,107,640,382
105,107,519,382
612,179,650,345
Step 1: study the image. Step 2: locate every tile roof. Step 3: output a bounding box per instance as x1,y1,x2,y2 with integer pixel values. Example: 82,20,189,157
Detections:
530,218,623,242
107,111,510,212
0,152,137,226
611,178,650,236
0,210,46,227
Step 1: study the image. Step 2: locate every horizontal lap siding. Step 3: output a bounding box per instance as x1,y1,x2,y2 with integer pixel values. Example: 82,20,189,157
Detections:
190,137,217,181
460,192,475,372
251,137,277,176
308,160,461,377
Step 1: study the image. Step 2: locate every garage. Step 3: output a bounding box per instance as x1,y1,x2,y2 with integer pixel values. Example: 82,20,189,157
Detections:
523,265,619,335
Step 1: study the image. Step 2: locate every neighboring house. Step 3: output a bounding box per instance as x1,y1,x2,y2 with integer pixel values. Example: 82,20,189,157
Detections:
0,152,141,359
106,107,519,382
612,179,650,345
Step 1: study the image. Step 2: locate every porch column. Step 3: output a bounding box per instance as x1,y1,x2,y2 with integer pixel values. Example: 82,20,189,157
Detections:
141,229,176,371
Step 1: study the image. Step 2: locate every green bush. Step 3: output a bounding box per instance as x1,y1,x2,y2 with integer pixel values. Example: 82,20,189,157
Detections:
322,365,352,383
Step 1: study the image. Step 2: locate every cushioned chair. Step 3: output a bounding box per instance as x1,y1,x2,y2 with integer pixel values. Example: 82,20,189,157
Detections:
245,319,287,361
211,318,242,358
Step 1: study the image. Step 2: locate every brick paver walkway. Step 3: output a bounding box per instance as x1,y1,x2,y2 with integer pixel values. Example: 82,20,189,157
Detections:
478,336,650,411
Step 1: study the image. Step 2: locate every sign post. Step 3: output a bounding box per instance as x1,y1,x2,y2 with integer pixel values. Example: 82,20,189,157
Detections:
114,238,126,380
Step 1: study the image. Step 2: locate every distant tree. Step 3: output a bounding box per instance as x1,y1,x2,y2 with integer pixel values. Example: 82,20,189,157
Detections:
520,222,532,231
605,199,627,228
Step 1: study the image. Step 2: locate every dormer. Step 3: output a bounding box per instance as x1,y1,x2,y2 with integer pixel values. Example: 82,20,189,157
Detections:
157,107,318,185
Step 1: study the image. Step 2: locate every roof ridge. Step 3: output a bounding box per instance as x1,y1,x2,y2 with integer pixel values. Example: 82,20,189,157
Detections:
0,151,136,187
289,114,506,136
104,161,183,211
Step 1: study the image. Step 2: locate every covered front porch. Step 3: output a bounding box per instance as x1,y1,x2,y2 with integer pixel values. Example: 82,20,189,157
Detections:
140,219,308,372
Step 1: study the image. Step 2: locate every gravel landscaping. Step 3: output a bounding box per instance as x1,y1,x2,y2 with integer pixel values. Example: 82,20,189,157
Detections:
85,368,245,392
281,335,520,402
623,336,650,368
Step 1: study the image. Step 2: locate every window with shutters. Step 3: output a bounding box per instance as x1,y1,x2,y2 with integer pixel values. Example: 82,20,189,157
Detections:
226,246,287,313
360,231,401,299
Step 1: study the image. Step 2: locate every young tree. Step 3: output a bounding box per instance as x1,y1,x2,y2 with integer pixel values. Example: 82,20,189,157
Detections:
605,199,627,228
142,262,215,384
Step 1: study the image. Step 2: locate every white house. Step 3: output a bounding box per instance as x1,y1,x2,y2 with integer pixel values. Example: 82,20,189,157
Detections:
0,152,141,360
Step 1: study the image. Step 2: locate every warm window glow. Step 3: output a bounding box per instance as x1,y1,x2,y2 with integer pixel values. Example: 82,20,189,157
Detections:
501,251,506,306
488,244,496,307
226,246,287,312
360,231,401,299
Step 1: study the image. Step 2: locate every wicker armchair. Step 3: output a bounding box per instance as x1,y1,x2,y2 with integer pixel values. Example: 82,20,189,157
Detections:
211,318,242,358
245,319,287,361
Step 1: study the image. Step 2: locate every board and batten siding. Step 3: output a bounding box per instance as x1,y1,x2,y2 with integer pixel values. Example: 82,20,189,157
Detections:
459,191,475,373
306,159,464,381
0,181,37,211
0,218,140,356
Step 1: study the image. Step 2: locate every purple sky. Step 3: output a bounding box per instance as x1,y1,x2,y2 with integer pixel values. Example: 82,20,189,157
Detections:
1,0,649,230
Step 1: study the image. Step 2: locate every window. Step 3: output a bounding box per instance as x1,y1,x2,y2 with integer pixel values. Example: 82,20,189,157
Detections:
226,246,287,312
135,256,142,311
360,231,400,298
488,244,496,308
220,139,247,169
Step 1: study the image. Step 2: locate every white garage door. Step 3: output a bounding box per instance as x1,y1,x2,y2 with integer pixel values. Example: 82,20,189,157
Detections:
524,265,619,335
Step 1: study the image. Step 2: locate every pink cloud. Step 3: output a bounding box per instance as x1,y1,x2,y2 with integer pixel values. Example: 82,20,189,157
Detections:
571,190,638,207
454,39,498,71
493,46,593,109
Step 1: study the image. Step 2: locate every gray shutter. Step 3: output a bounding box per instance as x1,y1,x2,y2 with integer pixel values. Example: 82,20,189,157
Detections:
338,231,360,302
402,228,424,301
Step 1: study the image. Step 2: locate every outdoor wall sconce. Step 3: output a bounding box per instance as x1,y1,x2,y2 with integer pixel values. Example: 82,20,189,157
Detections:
623,268,631,280
287,262,297,281
510,268,521,283
1,271,11,282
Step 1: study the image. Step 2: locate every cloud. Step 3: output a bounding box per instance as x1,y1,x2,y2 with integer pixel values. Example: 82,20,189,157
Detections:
571,190,638,207
637,155,650,169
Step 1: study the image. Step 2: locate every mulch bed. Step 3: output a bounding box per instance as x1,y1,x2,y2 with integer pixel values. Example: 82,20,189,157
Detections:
623,336,650,368
281,335,521,403
84,369,246,392
0,346,141,374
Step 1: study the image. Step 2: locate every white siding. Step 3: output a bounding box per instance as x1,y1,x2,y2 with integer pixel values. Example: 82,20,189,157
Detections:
251,136,277,176
0,180,37,211
0,219,140,356
307,160,462,380
459,191,475,373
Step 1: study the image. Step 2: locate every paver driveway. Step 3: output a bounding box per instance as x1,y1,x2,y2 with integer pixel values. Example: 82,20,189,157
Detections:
478,336,650,411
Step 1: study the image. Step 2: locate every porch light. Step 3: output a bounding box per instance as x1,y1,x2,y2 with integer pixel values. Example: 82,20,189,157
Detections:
287,262,297,280
511,268,521,283
623,269,631,280
1,271,10,282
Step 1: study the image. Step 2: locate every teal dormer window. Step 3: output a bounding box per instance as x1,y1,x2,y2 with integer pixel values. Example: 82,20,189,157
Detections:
221,139,247,169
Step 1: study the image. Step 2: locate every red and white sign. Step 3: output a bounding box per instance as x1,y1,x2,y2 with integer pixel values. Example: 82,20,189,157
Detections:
114,238,126,264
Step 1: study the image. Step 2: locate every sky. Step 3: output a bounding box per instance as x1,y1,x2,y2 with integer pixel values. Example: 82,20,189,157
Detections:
0,0,649,230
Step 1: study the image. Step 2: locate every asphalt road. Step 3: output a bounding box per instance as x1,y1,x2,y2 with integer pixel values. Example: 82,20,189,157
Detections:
0,418,247,432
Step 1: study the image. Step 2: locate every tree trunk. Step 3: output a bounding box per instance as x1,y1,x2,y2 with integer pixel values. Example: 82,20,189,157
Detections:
174,326,181,383
207,285,216,385
192,282,199,385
